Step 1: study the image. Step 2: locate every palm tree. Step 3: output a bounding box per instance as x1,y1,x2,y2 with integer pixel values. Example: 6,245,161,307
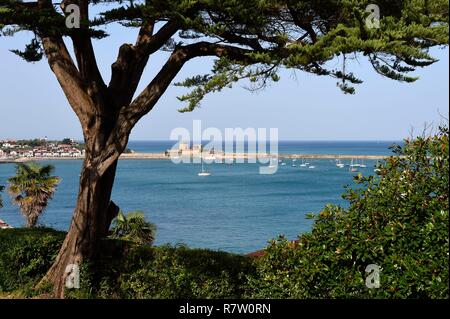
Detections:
110,211,156,246
8,163,60,227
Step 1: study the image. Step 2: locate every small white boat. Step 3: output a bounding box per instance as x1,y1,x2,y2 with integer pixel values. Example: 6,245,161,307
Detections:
0,219,13,229
349,158,358,172
359,159,367,168
292,159,297,167
198,153,211,176
373,160,381,172
281,162,286,166
198,172,211,176
300,157,307,167
268,158,278,168
336,155,345,168
309,165,316,169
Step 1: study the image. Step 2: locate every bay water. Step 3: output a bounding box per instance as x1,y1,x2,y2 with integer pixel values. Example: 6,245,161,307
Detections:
0,141,399,253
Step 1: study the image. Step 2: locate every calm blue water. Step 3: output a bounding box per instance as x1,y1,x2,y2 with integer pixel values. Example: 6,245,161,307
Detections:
0,141,398,253
129,140,399,156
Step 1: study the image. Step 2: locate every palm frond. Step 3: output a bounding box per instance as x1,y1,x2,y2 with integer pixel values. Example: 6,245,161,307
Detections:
7,163,60,227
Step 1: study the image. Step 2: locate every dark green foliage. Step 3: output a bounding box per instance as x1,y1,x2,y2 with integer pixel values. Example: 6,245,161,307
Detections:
247,127,449,299
0,228,65,293
0,1,448,110
0,228,254,299
13,139,46,148
68,242,255,299
10,38,43,62
109,211,157,246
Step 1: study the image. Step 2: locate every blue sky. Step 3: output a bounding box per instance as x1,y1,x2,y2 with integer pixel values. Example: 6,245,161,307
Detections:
0,23,448,141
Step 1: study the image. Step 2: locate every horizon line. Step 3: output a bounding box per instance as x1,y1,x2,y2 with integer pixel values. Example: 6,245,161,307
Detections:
127,139,404,142
1,138,404,142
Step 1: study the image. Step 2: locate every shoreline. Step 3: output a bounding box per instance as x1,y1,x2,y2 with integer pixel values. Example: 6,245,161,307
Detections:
0,152,389,163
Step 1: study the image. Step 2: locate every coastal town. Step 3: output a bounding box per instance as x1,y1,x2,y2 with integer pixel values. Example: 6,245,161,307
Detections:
0,138,85,159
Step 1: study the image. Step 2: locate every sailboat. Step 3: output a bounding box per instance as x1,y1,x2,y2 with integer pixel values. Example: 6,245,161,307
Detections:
336,155,345,168
360,158,367,168
268,157,278,168
198,153,211,176
374,160,381,173
300,157,307,167
349,158,358,172
292,158,297,167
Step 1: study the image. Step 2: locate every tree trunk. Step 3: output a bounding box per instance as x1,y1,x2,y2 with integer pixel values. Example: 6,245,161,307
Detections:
41,147,120,298
37,19,186,298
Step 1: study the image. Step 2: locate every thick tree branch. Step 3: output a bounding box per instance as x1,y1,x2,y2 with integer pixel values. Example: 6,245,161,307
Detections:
136,20,179,54
288,6,318,43
41,36,94,126
108,20,180,107
37,0,94,126
63,1,106,90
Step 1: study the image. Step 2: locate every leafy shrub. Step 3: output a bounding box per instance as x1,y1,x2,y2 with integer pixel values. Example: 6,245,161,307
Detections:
68,242,254,299
246,127,449,298
0,228,254,299
0,227,65,293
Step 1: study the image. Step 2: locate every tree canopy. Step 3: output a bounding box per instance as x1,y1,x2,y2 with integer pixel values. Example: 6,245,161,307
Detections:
1,0,448,112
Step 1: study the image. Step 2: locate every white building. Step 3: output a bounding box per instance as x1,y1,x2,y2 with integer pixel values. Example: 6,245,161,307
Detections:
192,144,202,154
18,150,34,157
178,141,190,151
71,149,82,157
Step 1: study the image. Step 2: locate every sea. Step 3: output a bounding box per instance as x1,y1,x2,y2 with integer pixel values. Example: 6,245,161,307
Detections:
0,141,400,253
